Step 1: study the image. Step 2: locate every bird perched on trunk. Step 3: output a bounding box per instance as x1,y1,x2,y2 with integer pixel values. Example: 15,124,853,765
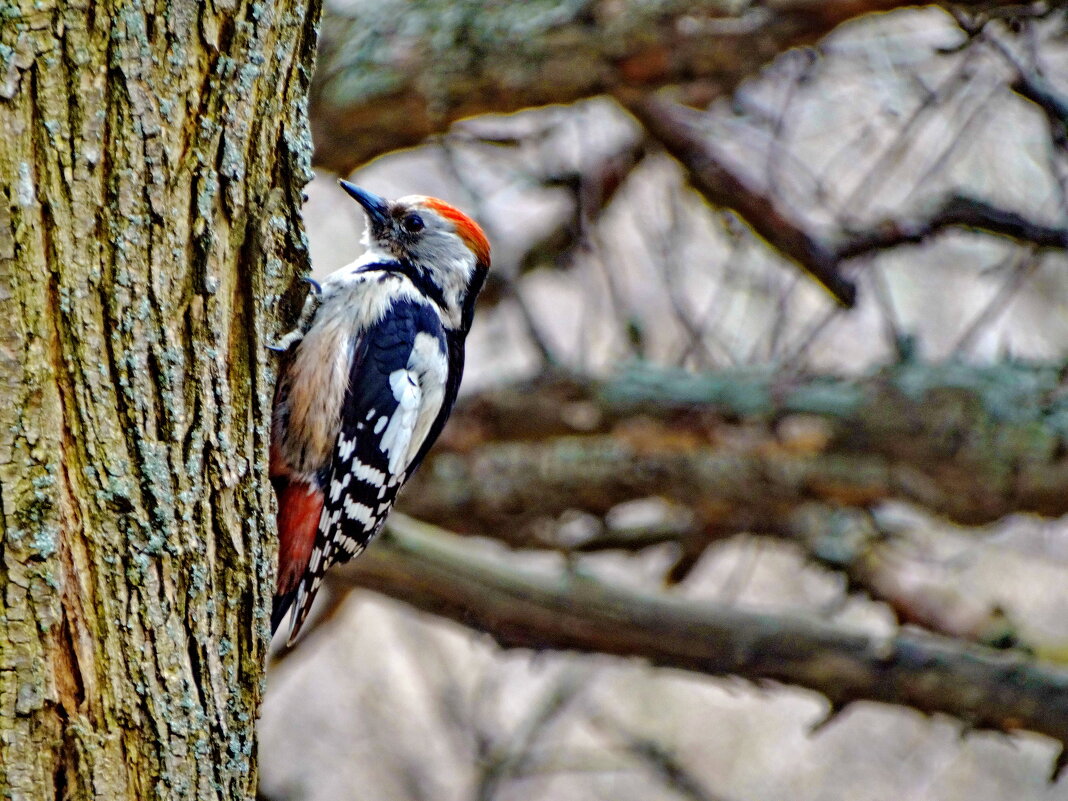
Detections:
269,182,490,643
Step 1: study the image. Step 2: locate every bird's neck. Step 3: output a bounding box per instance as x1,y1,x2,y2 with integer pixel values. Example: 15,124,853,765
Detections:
357,257,451,323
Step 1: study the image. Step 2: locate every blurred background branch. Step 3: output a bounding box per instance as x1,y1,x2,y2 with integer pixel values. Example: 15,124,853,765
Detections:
404,362,1068,533
333,514,1068,766
310,0,1034,174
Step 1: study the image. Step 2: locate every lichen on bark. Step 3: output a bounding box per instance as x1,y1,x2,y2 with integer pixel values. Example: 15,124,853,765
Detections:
0,1,320,798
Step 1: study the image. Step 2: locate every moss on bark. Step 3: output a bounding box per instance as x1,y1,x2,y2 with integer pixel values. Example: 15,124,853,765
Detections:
0,1,320,798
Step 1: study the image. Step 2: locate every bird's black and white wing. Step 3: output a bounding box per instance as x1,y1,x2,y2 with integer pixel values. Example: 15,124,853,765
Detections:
281,296,449,640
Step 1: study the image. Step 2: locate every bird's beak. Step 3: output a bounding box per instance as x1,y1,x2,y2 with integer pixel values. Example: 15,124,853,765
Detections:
339,181,390,231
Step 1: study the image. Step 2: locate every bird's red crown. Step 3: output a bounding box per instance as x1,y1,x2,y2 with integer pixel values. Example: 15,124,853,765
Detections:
424,197,491,268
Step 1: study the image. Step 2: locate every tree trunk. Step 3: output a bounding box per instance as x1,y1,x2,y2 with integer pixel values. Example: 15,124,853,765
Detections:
0,1,319,798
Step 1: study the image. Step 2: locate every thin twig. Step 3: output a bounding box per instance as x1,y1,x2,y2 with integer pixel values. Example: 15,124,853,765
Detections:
625,95,857,307
951,247,1040,356
589,711,736,801
836,195,1068,260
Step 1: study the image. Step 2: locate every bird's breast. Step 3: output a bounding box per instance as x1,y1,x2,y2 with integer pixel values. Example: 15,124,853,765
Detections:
277,269,429,482
281,313,353,479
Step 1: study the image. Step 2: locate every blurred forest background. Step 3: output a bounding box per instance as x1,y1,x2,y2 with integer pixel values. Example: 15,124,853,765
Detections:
259,2,1068,800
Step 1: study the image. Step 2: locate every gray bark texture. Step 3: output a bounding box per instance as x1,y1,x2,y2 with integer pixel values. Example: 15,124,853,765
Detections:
0,1,319,798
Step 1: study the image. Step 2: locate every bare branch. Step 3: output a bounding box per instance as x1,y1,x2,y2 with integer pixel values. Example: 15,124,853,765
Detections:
837,195,1068,260
342,515,1068,774
516,135,647,280
623,98,1068,306
1012,72,1068,136
590,713,736,801
950,248,1040,356
624,95,857,307
410,362,1068,534
791,505,1030,650
391,493,1031,651
981,25,1068,141
476,668,590,801
310,0,1020,174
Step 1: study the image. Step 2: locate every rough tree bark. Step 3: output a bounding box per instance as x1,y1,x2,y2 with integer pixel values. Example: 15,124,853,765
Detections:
0,1,319,799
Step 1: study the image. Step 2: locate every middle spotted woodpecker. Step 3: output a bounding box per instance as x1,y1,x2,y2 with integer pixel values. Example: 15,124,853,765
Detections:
270,181,490,642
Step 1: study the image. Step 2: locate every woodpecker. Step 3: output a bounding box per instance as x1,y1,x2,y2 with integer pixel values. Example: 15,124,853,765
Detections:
270,181,490,642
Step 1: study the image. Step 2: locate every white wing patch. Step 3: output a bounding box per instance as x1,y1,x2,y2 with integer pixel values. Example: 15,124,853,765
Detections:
404,332,449,466
380,370,422,476
376,332,449,479
337,434,357,461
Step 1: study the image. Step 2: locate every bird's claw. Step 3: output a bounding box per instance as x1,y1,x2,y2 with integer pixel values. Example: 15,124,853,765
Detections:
268,329,305,353
302,276,322,295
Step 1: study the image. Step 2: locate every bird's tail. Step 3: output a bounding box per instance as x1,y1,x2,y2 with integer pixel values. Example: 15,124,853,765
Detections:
274,575,324,646
272,476,324,644
271,589,297,636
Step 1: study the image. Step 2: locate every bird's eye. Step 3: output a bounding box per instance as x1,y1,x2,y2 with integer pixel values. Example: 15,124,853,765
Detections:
402,213,424,233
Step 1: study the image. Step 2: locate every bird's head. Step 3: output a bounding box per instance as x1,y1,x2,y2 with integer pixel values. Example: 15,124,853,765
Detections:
340,180,491,332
